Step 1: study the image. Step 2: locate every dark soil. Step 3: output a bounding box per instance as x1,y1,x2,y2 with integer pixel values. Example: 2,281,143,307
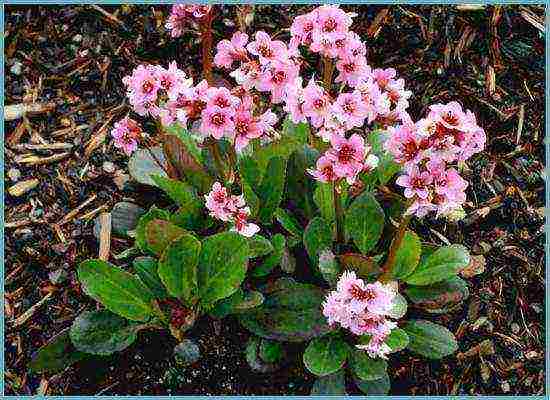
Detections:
4,4,546,396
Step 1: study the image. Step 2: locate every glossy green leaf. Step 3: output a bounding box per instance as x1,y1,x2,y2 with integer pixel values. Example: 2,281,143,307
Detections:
133,256,168,299
274,208,303,239
135,207,171,252
350,349,388,381
303,217,333,265
390,230,421,279
247,234,274,258
354,371,390,395
257,156,287,224
345,192,384,254
158,233,201,305
70,310,140,355
311,370,347,395
405,276,469,313
403,319,458,359
385,328,409,352
404,244,470,285
29,330,87,374
303,334,350,376
145,219,187,256
252,234,285,277
78,259,155,321
197,232,249,307
128,147,167,187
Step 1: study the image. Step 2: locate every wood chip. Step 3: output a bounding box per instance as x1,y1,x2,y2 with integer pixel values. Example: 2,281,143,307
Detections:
98,212,112,261
4,102,56,121
8,178,39,197
11,292,54,327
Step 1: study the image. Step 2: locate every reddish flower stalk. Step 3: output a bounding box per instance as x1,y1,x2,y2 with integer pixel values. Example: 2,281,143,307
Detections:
201,10,215,85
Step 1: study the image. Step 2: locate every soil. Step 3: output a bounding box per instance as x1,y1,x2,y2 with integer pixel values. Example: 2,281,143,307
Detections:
4,4,546,396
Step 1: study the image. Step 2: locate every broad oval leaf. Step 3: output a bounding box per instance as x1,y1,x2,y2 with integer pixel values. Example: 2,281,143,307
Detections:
391,230,421,279
274,208,304,239
198,232,249,307
385,328,409,352
387,293,408,319
238,278,332,342
338,253,380,280
133,257,168,299
145,219,187,256
158,233,201,305
247,234,274,258
110,202,145,237
354,371,390,395
245,336,281,373
313,182,335,224
78,259,155,321
209,289,264,318
403,319,458,359
257,156,287,224
303,217,333,265
135,206,171,252
70,310,140,355
345,192,385,254
404,244,470,286
350,349,388,381
404,276,469,313
252,234,285,277
29,329,87,374
303,334,350,377
311,370,347,395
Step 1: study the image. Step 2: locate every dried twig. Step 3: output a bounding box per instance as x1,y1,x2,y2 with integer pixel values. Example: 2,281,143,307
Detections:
98,212,112,261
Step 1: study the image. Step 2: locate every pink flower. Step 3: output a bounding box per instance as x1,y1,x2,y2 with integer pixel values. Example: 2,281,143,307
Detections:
332,92,368,129
356,335,393,359
335,54,370,87
165,4,212,37
307,155,337,183
395,165,433,200
111,117,142,155
246,31,288,64
154,61,193,101
313,5,353,41
257,60,298,104
372,68,397,91
302,78,330,128
205,87,240,109
200,105,235,139
283,77,307,124
230,60,262,91
122,65,161,115
205,182,233,221
232,207,260,237
290,12,316,46
214,32,249,69
326,134,367,183
384,124,427,166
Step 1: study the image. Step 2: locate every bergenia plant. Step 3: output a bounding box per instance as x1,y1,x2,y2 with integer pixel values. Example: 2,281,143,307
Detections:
30,5,485,395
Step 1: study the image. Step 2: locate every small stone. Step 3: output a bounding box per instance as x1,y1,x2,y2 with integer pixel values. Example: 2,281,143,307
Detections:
511,322,520,334
10,61,22,75
72,34,82,42
501,381,510,393
113,171,130,190
7,168,21,182
102,161,116,174
8,178,39,197
49,269,67,285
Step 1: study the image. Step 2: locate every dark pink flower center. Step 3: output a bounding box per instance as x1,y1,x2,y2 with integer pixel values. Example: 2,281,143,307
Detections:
258,44,273,58
342,101,355,114
142,80,155,94
323,18,337,32
214,97,230,108
272,70,287,84
338,144,356,162
236,120,249,135
343,63,356,73
313,98,325,109
349,284,375,301
211,113,226,127
443,111,459,126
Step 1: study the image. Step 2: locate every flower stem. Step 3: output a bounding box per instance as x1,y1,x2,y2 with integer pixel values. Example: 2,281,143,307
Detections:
144,143,170,177
333,181,345,244
208,140,226,181
201,10,214,85
380,203,413,282
322,56,334,92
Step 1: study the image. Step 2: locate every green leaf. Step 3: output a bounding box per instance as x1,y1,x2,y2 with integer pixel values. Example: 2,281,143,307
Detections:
311,371,347,395
404,276,469,313
145,219,187,256
209,289,264,318
286,145,318,220
404,244,470,285
303,217,333,265
345,192,385,254
390,230,421,279
252,234,285,277
303,334,350,376
29,330,88,374
313,182,335,224
164,123,204,163
274,208,303,239
238,278,332,342
257,156,287,224
135,207,171,252
78,259,156,321
242,180,260,218
174,339,201,366
403,320,458,359
109,202,145,237
385,328,409,352
151,175,200,208
70,310,140,356
133,257,168,299
128,147,168,187
247,234,274,258
198,232,249,307
387,293,408,319
158,233,201,305
259,339,284,364
368,130,401,184
252,117,309,175
238,156,262,188
350,349,388,381
245,336,281,373
354,371,390,395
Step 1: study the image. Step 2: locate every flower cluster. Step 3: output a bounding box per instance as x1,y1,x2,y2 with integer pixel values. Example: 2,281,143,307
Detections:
323,271,398,359
307,134,378,185
204,182,260,237
215,5,412,147
110,117,142,155
165,4,212,38
384,101,486,218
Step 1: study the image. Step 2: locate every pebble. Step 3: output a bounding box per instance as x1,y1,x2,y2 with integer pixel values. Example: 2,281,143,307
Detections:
72,34,82,43
7,168,21,181
10,61,22,75
501,381,510,393
8,178,39,196
103,161,116,174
